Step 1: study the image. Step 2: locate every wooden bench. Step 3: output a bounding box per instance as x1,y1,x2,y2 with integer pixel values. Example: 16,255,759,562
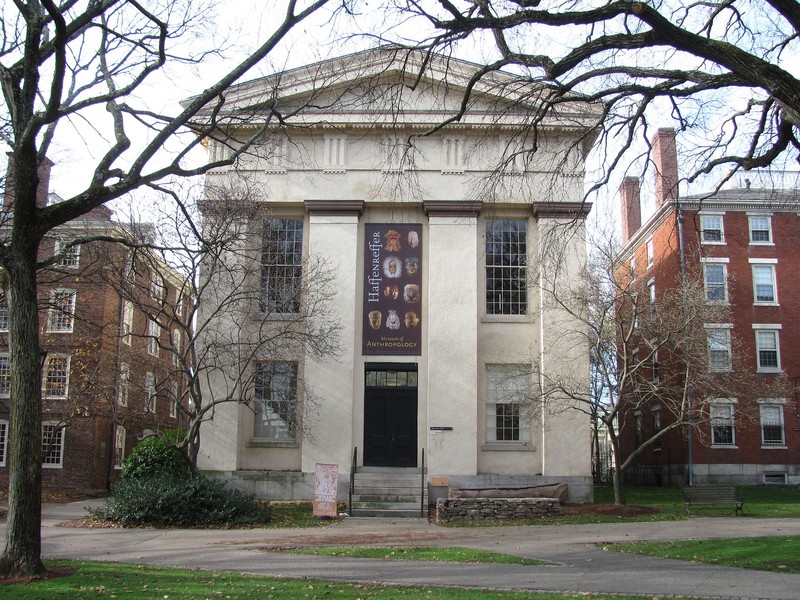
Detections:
683,486,743,515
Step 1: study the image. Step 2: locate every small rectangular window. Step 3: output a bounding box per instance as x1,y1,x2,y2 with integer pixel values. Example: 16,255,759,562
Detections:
752,264,777,304
55,239,81,268
170,382,179,418
118,363,130,407
646,239,654,267
755,329,781,371
42,422,65,467
703,263,727,303
43,355,70,398
0,290,8,332
48,289,76,333
710,402,735,446
0,354,9,398
749,215,772,243
122,300,133,345
760,404,785,446
0,420,8,467
707,327,732,372
700,214,724,243
145,372,156,413
113,426,126,469
147,319,160,357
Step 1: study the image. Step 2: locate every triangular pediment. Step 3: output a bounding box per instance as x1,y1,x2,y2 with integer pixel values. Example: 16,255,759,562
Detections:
188,46,600,132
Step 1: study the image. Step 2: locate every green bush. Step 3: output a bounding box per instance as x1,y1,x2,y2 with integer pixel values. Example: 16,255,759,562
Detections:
91,474,271,527
121,430,189,480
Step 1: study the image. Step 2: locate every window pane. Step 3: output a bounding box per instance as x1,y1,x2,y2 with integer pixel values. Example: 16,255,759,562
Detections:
42,423,64,466
711,404,734,445
261,219,304,313
750,217,771,242
486,220,527,315
254,362,298,440
701,216,722,242
704,264,726,302
757,331,779,369
753,265,775,302
486,365,530,443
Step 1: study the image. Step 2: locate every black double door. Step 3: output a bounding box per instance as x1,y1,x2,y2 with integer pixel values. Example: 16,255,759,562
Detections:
363,386,417,467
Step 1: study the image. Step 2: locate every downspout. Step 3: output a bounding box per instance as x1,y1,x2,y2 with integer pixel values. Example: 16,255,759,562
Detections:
676,201,693,487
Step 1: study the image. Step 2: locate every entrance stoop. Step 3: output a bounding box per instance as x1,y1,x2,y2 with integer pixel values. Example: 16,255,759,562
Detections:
349,467,428,517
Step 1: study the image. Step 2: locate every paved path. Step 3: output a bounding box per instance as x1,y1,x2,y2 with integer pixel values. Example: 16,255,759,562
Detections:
10,501,800,599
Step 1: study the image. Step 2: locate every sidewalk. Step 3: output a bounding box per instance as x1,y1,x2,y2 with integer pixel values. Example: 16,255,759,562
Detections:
14,501,800,599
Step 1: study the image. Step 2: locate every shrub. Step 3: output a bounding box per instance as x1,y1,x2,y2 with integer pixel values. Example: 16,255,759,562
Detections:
121,430,189,480
91,474,271,527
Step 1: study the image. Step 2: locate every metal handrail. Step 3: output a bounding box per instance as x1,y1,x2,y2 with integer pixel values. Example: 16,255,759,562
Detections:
349,446,357,515
420,447,425,517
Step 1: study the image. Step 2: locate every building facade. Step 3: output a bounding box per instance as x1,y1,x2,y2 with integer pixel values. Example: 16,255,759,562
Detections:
0,164,188,495
195,49,599,503
615,128,800,486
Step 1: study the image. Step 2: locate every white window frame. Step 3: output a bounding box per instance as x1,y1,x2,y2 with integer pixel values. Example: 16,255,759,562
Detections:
122,300,133,345
41,421,65,468
748,214,773,245
323,134,347,172
646,238,654,267
0,289,9,333
701,258,729,304
42,355,70,399
113,426,126,469
705,324,733,373
118,362,130,406
150,271,166,302
750,260,778,305
172,329,181,366
47,289,76,333
145,372,156,413
629,255,636,279
55,238,81,268
485,364,531,444
758,399,786,448
648,278,656,303
652,406,662,451
710,399,736,447
147,318,160,357
699,213,725,244
485,219,528,316
170,381,179,418
0,419,8,467
0,353,10,398
754,325,782,373
260,218,304,315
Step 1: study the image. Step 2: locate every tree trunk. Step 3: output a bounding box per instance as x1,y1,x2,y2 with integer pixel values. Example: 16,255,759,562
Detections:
611,439,626,505
0,236,45,578
0,150,46,578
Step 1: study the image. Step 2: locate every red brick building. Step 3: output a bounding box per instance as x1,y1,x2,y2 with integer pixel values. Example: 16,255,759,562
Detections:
615,128,800,486
0,164,188,495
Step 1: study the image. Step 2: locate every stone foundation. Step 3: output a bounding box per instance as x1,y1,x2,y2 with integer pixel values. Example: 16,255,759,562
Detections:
435,497,560,523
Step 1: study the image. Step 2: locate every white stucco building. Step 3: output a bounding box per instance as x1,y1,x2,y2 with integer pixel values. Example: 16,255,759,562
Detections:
193,48,599,508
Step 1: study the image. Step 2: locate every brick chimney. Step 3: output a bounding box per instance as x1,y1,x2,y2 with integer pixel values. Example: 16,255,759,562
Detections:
653,128,678,206
3,153,54,208
619,176,641,243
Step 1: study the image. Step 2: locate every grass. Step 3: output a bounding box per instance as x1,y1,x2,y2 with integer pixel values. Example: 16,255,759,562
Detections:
607,535,800,574
594,485,800,518
2,560,673,600
277,546,545,565
443,485,800,527
263,502,329,528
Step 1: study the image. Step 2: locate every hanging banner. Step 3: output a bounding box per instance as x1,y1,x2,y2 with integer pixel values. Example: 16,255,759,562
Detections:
313,463,339,518
362,223,422,355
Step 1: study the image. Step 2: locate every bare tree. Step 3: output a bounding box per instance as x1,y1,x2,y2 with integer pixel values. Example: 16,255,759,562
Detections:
532,229,788,504
0,0,347,578
382,1,800,188
104,183,341,471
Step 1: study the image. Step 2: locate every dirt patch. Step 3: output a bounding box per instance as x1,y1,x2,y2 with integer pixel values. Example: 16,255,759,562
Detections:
0,566,76,585
562,504,661,517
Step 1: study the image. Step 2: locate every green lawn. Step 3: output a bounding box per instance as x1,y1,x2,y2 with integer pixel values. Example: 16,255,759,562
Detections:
2,560,675,600
593,485,800,518
607,535,800,574
277,546,545,565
